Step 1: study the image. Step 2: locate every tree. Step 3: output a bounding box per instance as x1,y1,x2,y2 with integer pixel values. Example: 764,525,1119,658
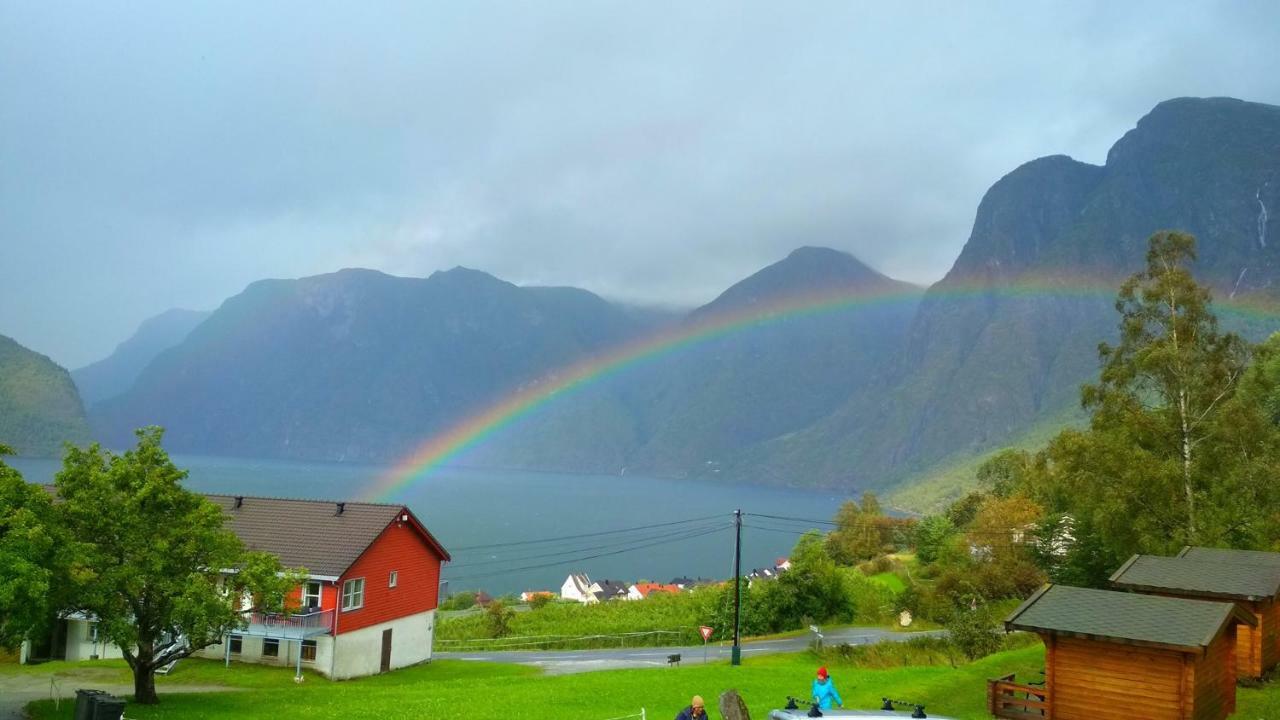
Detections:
483,599,515,638
1016,232,1280,561
0,445,73,648
826,492,893,564
912,515,956,565
944,595,1002,661
55,428,303,704
1083,231,1251,541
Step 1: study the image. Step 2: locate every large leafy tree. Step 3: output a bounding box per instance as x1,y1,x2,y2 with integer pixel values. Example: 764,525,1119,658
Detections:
56,428,304,704
1019,232,1280,559
0,445,73,648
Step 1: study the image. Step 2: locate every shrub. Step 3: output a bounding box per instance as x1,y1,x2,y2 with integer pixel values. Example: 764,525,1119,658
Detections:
528,594,554,610
944,597,1002,660
440,591,477,611
484,600,516,638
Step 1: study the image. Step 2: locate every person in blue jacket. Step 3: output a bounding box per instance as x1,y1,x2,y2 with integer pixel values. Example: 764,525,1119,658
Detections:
811,666,843,709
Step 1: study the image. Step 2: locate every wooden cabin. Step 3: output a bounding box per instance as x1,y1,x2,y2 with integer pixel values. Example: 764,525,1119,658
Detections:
1111,553,1280,679
990,584,1254,720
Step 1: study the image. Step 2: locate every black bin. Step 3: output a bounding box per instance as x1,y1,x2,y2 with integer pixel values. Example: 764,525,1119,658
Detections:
90,694,126,720
74,690,106,720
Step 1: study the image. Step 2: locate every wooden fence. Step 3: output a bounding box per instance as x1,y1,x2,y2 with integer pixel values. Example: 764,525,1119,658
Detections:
987,673,1048,718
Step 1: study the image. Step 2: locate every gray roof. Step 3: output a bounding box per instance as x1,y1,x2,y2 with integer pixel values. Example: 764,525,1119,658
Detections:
207,494,445,577
1005,584,1252,652
1179,546,1280,571
1111,554,1280,601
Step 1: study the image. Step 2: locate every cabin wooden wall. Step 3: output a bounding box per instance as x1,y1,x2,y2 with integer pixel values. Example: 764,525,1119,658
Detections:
1192,626,1236,720
1261,599,1280,674
1050,635,1188,719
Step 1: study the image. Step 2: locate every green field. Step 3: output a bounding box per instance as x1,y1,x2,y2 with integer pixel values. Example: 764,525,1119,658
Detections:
14,645,1280,720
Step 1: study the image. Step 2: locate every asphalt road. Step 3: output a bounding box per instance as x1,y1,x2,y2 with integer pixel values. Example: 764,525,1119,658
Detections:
438,627,944,675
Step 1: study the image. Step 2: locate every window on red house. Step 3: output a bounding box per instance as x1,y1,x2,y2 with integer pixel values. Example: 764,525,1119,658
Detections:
389,570,398,588
303,581,321,610
342,578,365,611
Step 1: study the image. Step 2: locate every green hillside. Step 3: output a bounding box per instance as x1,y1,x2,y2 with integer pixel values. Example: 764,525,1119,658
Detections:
0,334,90,456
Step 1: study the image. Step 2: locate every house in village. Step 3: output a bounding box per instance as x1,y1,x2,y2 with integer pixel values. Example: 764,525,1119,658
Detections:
1110,552,1280,679
775,557,792,571
19,494,450,680
626,582,681,601
520,591,555,603
990,584,1252,720
561,573,595,603
590,579,630,602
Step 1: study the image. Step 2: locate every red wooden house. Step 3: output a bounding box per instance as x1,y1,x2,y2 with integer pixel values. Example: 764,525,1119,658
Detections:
193,494,450,679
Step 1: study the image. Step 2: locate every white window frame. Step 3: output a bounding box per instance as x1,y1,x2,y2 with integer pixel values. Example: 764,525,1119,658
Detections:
388,571,398,588
301,639,317,662
303,581,322,610
341,578,365,611
262,638,279,658
229,635,243,655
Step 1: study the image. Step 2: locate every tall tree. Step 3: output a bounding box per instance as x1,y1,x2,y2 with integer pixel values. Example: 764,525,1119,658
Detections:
1084,231,1251,538
56,428,304,704
0,445,72,648
1018,231,1280,558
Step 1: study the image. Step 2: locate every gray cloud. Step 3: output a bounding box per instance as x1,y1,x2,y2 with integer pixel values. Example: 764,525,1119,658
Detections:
3,1,1280,367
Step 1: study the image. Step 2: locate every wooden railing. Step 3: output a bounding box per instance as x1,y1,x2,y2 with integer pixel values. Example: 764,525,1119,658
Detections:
987,674,1049,718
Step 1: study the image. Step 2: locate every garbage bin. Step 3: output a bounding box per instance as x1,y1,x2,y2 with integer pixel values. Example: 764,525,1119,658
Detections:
90,694,126,720
74,689,106,720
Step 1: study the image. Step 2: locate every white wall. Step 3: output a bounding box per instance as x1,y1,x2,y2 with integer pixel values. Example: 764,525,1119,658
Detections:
62,619,125,661
330,609,435,680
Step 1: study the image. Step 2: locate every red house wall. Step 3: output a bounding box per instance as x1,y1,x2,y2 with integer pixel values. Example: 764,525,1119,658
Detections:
289,583,339,611
336,517,443,635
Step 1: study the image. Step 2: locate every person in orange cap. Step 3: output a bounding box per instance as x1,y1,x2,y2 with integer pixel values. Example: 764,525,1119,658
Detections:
812,666,843,709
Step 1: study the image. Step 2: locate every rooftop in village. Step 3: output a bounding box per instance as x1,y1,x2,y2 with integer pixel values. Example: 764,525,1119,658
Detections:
1110,553,1280,602
1005,584,1255,653
1179,546,1280,570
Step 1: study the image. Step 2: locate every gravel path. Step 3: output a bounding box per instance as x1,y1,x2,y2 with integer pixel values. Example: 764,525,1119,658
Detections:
0,670,235,720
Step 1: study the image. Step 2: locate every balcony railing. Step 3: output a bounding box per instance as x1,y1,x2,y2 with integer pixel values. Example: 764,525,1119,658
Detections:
239,608,334,639
987,673,1049,719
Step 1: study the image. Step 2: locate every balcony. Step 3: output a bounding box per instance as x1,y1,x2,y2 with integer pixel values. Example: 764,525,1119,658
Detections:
987,673,1048,719
239,608,333,640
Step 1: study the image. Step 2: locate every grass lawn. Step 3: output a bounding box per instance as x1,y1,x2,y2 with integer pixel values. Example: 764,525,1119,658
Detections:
22,646,1043,720
20,646,1280,720
867,572,906,594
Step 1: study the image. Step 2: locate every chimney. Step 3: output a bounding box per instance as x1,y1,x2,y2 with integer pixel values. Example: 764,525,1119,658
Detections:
234,496,244,509
336,502,346,516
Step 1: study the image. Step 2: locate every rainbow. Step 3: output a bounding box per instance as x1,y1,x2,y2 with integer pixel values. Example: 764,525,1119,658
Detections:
364,274,1280,502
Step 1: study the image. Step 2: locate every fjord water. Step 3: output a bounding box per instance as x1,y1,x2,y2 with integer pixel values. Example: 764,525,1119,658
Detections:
11,455,848,595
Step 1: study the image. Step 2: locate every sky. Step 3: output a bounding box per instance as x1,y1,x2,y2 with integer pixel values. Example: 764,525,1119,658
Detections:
3,2,1280,368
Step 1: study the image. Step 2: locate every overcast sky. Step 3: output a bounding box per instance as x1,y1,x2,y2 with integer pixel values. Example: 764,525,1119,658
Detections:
3,2,1280,367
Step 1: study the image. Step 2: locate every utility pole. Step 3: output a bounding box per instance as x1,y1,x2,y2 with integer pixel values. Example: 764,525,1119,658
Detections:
732,508,742,666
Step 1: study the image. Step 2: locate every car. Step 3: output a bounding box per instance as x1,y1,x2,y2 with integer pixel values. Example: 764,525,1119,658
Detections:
768,697,956,720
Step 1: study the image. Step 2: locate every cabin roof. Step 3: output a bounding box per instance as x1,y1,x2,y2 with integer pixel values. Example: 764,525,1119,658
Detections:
1179,546,1280,570
1005,584,1255,654
1111,554,1280,602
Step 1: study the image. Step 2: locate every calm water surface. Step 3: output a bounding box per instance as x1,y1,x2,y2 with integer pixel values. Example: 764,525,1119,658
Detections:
10,455,848,595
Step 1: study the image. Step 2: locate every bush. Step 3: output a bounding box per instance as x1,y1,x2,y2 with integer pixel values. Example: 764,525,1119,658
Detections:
484,600,516,638
440,591,477,611
944,597,1002,660
528,594,554,610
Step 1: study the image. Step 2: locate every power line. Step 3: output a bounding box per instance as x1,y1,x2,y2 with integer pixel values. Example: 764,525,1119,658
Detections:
447,520,729,569
445,524,731,582
448,513,726,552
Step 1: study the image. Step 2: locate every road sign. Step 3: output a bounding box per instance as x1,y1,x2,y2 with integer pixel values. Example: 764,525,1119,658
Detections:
699,625,714,641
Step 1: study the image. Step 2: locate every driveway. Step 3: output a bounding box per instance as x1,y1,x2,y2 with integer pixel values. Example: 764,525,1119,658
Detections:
438,627,944,675
0,669,233,720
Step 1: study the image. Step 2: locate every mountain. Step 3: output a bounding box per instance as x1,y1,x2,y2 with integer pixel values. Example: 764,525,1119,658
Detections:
733,97,1280,495
0,334,90,456
90,268,647,461
73,308,210,407
470,247,922,476
85,97,1280,500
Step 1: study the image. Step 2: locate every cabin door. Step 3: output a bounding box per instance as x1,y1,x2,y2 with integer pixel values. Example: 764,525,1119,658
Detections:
380,629,393,672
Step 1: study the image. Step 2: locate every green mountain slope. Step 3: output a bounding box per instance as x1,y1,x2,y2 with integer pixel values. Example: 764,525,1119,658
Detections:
0,334,90,456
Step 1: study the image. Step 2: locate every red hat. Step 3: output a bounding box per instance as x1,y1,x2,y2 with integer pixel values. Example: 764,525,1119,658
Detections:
817,666,828,678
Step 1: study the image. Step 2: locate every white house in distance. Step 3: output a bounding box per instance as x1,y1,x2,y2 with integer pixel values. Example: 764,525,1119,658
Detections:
626,583,681,601
19,493,450,680
561,573,595,603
